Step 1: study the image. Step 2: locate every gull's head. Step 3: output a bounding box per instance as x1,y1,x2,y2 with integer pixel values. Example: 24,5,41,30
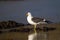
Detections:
26,12,32,17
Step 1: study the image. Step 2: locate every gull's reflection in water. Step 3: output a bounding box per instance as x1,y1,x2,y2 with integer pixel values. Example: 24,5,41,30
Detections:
28,33,37,40
28,32,48,40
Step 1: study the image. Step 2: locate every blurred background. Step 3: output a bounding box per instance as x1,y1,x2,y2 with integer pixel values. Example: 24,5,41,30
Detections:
0,0,60,24
0,0,60,40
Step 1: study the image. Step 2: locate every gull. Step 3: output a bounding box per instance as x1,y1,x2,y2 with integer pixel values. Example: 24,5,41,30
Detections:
26,12,47,33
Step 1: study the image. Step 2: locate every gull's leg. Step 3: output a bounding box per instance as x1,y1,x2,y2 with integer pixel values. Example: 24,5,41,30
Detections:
34,25,37,33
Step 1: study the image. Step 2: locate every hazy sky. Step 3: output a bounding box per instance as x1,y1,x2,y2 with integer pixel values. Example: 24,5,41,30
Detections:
0,0,60,24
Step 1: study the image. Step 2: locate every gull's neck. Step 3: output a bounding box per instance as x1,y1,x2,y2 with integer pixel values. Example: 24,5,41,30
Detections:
28,14,33,18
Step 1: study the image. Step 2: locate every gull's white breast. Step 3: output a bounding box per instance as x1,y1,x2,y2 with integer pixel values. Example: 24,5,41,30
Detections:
27,16,37,25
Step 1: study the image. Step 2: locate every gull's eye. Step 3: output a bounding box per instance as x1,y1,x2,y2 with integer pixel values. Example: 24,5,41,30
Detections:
26,13,28,16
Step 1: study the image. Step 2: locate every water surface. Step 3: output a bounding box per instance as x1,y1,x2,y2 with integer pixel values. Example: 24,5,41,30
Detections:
0,0,60,24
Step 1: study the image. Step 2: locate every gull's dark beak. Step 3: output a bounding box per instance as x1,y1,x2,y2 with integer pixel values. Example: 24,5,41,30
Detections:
26,13,28,16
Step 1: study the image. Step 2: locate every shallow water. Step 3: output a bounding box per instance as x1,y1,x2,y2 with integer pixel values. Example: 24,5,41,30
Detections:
28,32,48,40
0,31,48,40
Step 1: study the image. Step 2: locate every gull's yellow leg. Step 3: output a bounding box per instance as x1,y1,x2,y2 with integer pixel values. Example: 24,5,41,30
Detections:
34,25,37,33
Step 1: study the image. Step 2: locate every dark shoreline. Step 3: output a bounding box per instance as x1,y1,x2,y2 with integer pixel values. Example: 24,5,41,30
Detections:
0,20,59,33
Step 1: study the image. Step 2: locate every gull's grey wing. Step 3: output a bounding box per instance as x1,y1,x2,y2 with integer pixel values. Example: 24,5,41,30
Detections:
32,17,44,23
